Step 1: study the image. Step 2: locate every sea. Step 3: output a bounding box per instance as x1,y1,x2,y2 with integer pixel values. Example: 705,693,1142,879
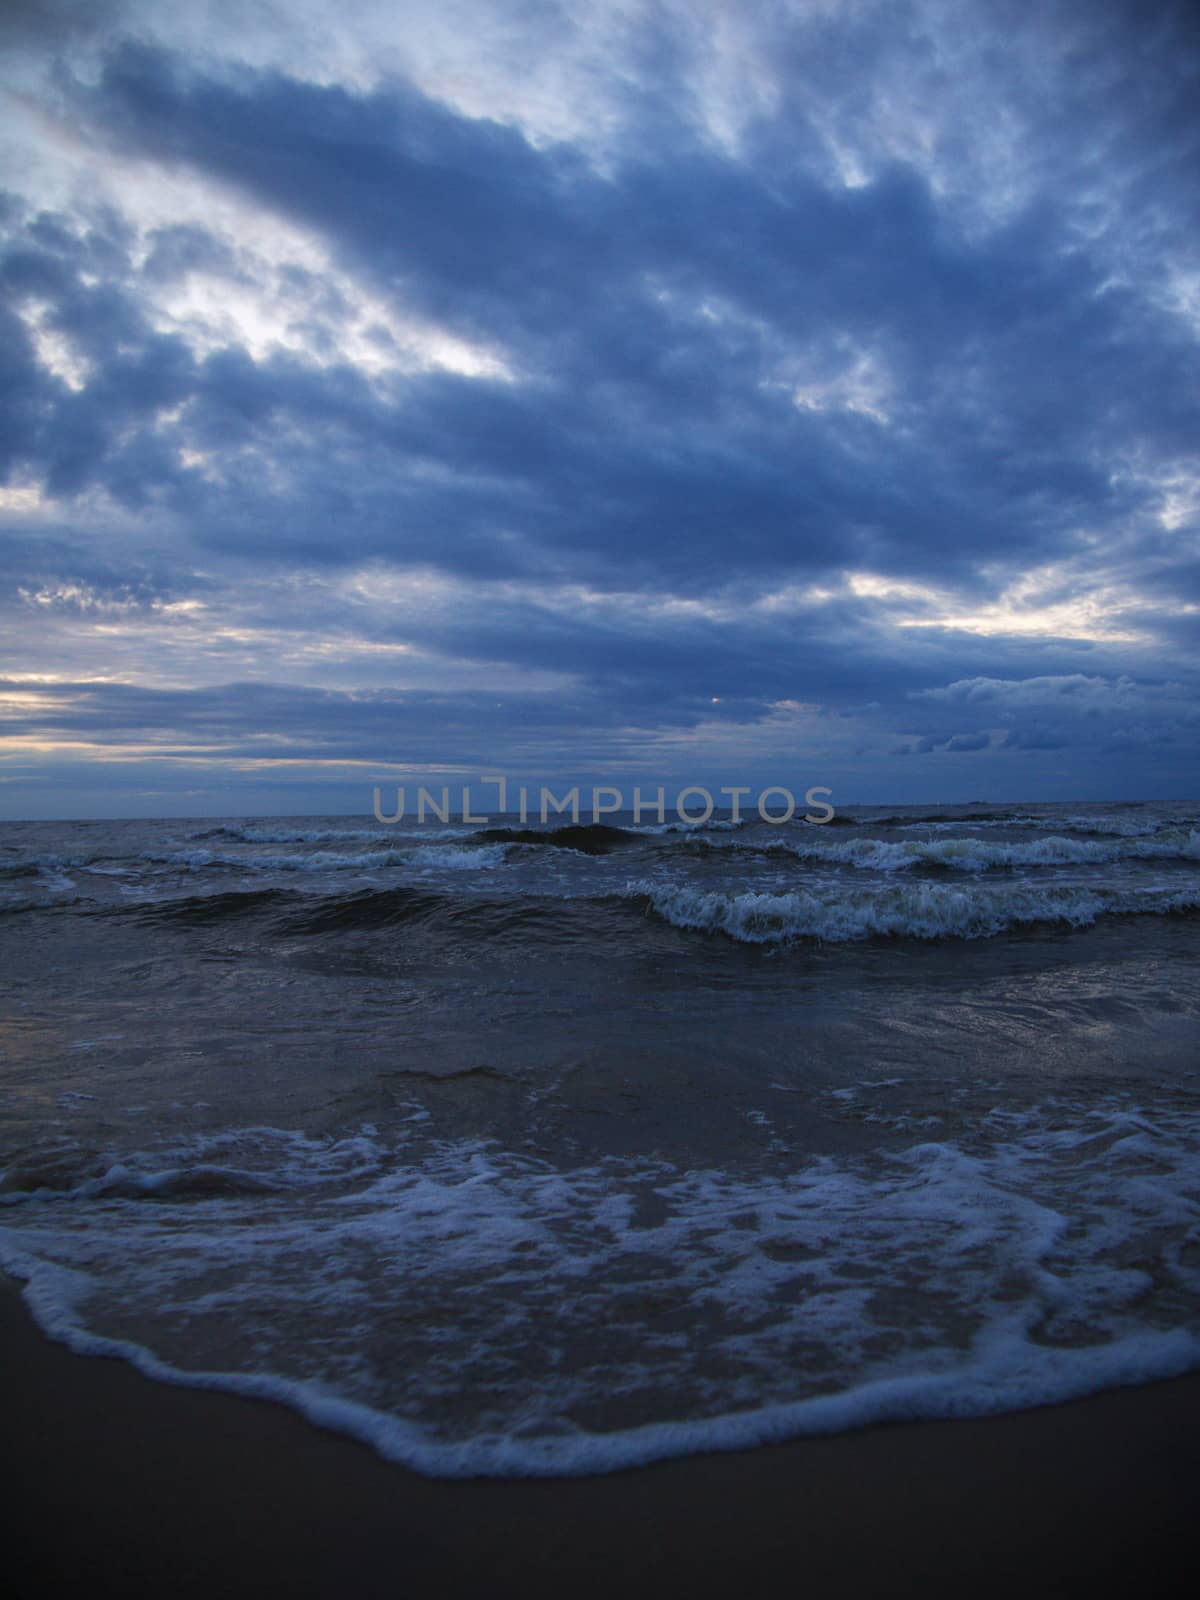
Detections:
2,798,1199,1476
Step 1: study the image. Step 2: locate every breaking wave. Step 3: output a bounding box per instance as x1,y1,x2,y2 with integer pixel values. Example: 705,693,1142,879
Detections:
147,844,509,873
471,823,636,854
877,811,1187,838
782,830,1200,873
626,878,1200,944
193,824,407,844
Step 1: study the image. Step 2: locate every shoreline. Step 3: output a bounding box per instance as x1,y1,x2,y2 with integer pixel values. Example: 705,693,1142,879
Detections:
4,1272,1197,1597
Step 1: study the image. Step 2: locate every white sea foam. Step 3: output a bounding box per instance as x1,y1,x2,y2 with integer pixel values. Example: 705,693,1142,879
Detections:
405,844,510,870
0,862,79,912
887,814,1177,837
228,826,407,844
2,1103,1198,1477
784,830,1200,873
626,878,1200,943
149,845,508,873
632,818,746,835
209,825,505,845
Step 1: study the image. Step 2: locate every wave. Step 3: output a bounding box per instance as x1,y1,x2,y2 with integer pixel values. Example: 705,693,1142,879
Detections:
275,885,452,934
272,884,592,943
0,861,42,880
0,851,90,871
1,1160,283,1202
861,810,1026,827
18,841,509,876
780,830,1200,873
874,812,1188,838
154,872,1200,946
208,820,748,846
127,888,302,925
127,883,534,934
101,880,588,944
97,859,1200,946
116,879,628,950
407,844,509,869
193,824,415,845
471,823,635,854
0,891,80,916
628,817,747,835
0,863,80,915
144,844,509,873
625,878,1200,944
1033,814,1194,838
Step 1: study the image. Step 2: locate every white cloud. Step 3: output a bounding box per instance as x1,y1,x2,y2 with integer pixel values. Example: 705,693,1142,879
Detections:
913,674,1189,711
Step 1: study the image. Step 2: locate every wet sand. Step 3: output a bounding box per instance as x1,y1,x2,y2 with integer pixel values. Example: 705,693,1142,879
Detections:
3,1273,1196,1598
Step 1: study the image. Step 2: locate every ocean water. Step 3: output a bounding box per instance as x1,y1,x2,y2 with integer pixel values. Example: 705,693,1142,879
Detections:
2,799,1199,1475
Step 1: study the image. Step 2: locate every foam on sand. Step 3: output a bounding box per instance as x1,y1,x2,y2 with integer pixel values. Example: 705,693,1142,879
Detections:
2,1102,1198,1478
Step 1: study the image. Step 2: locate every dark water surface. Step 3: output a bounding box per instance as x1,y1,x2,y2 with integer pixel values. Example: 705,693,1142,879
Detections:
2,801,1199,1473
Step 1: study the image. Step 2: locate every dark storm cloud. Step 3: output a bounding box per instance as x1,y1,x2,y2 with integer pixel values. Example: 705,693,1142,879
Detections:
0,29,1184,592
897,671,1200,765
1,0,1198,809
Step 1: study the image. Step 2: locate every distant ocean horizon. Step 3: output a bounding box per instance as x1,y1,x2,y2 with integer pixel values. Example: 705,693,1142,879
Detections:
2,797,1199,1475
3,794,1195,824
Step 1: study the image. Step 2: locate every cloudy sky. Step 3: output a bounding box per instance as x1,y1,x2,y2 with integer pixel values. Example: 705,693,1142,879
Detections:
1,0,1197,817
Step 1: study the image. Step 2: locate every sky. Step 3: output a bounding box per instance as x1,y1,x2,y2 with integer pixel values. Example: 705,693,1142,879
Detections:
1,0,1198,818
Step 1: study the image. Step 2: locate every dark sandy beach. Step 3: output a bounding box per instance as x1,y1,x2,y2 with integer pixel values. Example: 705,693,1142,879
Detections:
4,1274,1196,1599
